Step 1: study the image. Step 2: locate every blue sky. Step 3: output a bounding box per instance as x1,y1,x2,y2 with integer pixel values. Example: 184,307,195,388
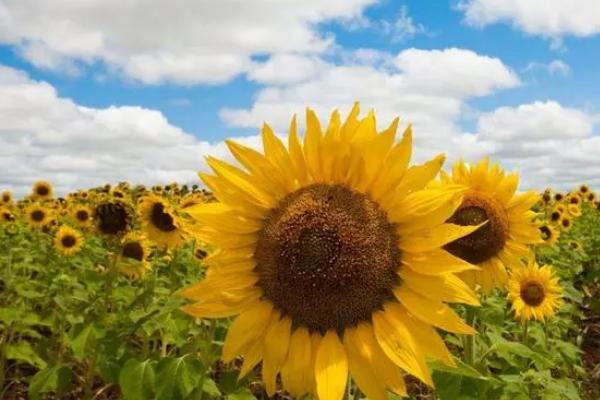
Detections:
0,0,599,194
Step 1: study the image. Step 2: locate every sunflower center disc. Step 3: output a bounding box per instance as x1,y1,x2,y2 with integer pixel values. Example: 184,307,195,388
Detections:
520,281,545,306
255,183,400,333
96,202,130,235
151,203,177,232
444,192,509,264
31,210,45,222
122,242,144,261
37,186,49,196
61,235,77,248
539,226,551,240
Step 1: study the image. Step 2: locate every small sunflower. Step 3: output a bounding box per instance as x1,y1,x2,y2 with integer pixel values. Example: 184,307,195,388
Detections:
559,216,572,231
568,195,581,206
443,158,540,293
508,261,562,322
26,204,53,228
94,200,133,236
541,191,552,204
32,180,53,199
579,184,589,195
539,224,559,246
567,204,581,217
0,207,15,223
72,204,93,228
553,193,564,202
181,105,483,399
567,240,582,251
587,192,596,202
117,233,151,278
180,193,210,210
549,210,562,224
1,191,12,205
138,194,186,248
54,225,84,256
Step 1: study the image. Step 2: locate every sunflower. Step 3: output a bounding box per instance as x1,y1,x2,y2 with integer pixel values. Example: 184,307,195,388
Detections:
541,191,552,204
0,207,15,223
25,204,53,228
587,192,596,202
442,158,540,293
559,216,572,231
508,261,562,322
549,209,562,224
180,193,209,210
138,194,186,248
567,240,582,251
1,191,12,205
539,224,559,246
554,193,564,202
568,195,581,206
181,105,483,399
72,204,93,228
117,233,151,278
54,225,84,256
579,184,589,194
32,180,53,199
94,200,133,236
567,204,581,217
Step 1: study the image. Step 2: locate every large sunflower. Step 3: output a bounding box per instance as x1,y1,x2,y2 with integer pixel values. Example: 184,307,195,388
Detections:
181,105,483,400
32,180,53,200
442,158,541,294
508,261,562,321
138,193,186,248
54,225,84,256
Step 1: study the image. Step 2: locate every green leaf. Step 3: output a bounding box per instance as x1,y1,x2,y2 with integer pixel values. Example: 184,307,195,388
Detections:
155,355,204,400
428,358,488,380
202,378,222,397
6,342,47,369
69,324,101,361
29,365,73,400
226,387,256,400
119,359,156,400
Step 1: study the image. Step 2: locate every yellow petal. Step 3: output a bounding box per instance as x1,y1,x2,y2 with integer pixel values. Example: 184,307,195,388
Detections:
315,330,348,400
261,123,296,191
402,249,478,275
395,288,475,334
288,114,309,186
368,127,412,201
185,202,262,233
304,108,323,182
396,192,463,236
388,186,465,224
398,268,480,305
222,302,273,362
239,339,263,379
200,173,267,220
399,222,486,253
281,327,312,396
262,315,292,396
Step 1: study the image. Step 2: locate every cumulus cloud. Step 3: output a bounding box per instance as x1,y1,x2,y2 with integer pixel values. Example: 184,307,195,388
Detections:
0,65,262,196
220,47,520,161
0,0,374,84
458,0,600,44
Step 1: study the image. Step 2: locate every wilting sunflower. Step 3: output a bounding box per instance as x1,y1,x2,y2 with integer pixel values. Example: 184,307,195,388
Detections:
71,204,93,228
32,180,53,199
25,204,53,228
442,158,541,293
539,224,559,246
117,233,151,278
54,225,84,256
138,194,186,248
1,191,12,205
508,261,562,321
559,216,572,231
181,105,483,399
94,200,133,236
567,204,581,217
568,240,583,251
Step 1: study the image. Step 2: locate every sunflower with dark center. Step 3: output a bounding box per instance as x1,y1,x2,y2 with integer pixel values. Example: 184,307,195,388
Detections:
568,204,582,217
1,191,12,205
539,224,559,246
26,204,53,228
94,200,133,236
117,232,150,278
441,158,541,294
549,210,562,223
579,184,589,194
181,105,483,400
560,216,572,231
554,193,564,202
71,205,93,228
508,261,562,321
0,208,14,223
587,192,596,202
32,180,53,199
541,192,552,203
54,225,84,256
568,195,581,205
568,240,582,251
138,193,186,248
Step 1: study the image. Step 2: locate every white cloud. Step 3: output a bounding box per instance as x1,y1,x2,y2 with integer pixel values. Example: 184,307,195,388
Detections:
0,65,261,196
220,47,520,161
247,54,328,85
0,0,375,84
379,5,427,42
524,60,570,76
458,0,600,41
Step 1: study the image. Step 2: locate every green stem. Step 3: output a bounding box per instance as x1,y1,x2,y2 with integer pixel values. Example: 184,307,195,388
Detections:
463,306,477,366
522,320,530,348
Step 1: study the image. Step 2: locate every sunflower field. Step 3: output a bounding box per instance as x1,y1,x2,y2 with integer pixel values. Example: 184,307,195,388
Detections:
0,105,599,400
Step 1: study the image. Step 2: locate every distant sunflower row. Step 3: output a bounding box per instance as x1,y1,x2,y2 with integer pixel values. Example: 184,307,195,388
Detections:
0,180,214,277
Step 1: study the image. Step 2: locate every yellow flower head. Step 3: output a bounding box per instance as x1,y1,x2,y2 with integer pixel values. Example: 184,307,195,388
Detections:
560,215,572,231
93,199,134,237
553,192,564,202
32,180,53,200
568,240,582,251
1,191,12,205
117,232,151,278
25,204,53,228
181,105,482,399
443,158,540,294
549,209,562,224
71,204,93,228
586,192,596,203
539,224,559,246
567,204,581,217
508,261,562,322
579,184,589,194
0,207,15,223
54,225,84,256
138,193,186,248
